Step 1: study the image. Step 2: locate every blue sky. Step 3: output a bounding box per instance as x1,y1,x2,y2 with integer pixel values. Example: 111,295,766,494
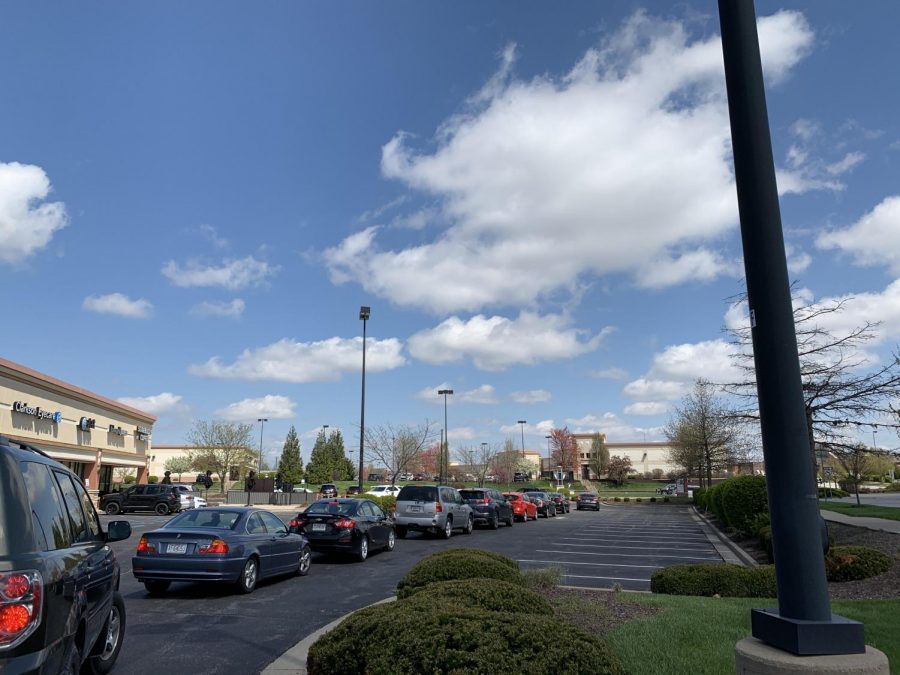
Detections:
3,1,899,466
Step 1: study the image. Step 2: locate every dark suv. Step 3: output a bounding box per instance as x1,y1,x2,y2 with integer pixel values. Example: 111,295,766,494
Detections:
520,490,557,518
458,488,514,529
0,435,132,674
319,484,338,498
100,484,181,515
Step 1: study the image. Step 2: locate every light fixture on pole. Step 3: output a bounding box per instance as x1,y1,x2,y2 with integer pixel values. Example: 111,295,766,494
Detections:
517,420,527,458
872,427,877,451
256,418,268,473
438,389,453,484
481,442,488,484
358,306,370,491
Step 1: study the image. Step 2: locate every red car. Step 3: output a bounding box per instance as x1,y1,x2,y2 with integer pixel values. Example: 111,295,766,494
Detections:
503,492,538,522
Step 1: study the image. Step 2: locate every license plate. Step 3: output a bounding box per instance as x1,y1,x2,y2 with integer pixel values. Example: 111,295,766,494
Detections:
167,543,187,554
408,505,422,513
311,523,327,532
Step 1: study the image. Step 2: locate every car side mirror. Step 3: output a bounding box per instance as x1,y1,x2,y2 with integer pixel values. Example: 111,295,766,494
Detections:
106,520,132,543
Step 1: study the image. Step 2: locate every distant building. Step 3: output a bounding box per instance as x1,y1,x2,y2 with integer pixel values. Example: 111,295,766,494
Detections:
570,434,679,479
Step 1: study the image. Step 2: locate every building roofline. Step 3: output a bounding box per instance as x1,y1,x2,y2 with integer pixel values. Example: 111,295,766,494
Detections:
0,357,157,424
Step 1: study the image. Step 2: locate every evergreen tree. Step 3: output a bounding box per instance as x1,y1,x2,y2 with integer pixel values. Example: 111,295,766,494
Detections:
306,429,356,482
306,429,331,484
277,426,304,484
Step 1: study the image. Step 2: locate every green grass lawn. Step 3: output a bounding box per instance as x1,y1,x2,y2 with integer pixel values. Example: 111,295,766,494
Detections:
605,594,900,674
819,502,900,522
591,480,671,497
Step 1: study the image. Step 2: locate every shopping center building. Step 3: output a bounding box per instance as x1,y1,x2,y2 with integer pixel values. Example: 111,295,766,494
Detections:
1,357,155,498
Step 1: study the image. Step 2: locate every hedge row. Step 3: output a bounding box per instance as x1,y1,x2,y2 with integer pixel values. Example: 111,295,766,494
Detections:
695,476,769,537
825,546,893,582
650,564,777,598
307,550,624,675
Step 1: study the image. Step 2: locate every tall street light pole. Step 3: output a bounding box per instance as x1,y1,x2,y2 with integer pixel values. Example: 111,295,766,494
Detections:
438,389,453,484
718,0,863,656
256,418,268,473
358,306,370,491
517,420,527,458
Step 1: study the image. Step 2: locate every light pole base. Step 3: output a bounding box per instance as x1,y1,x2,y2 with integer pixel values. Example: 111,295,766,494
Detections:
736,637,888,674
751,608,865,656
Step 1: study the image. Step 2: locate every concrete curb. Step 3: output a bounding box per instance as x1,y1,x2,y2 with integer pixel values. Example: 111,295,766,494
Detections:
691,506,758,567
820,509,900,535
260,596,397,674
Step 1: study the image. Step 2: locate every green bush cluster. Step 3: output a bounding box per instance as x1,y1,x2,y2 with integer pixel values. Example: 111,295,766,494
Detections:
825,546,893,582
650,564,777,598
817,488,850,498
693,486,708,508
635,497,643,503
147,475,158,484
396,552,524,599
700,476,769,538
614,496,622,502
650,497,657,503
308,550,624,675
623,497,631,503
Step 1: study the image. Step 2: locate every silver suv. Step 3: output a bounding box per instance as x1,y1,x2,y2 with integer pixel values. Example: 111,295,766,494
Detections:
394,485,474,539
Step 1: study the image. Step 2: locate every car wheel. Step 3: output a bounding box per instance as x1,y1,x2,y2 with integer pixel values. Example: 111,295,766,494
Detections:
442,517,453,539
386,529,396,552
155,502,170,516
59,639,81,675
395,525,408,539
143,580,170,596
83,592,125,674
463,514,474,535
490,511,499,530
105,502,121,516
357,536,369,562
236,557,259,594
506,511,514,527
297,546,311,576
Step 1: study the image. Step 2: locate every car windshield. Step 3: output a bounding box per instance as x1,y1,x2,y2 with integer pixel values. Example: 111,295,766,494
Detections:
525,491,548,498
307,500,359,516
397,485,437,502
504,494,519,501
165,510,240,530
459,490,485,500
369,486,386,493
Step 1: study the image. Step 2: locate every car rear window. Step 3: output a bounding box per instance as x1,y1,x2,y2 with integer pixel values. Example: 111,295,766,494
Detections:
397,485,437,502
166,510,240,529
504,494,520,501
307,501,358,516
459,490,485,500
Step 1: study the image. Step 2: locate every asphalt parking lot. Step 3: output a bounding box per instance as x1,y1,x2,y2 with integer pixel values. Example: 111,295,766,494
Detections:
100,502,723,673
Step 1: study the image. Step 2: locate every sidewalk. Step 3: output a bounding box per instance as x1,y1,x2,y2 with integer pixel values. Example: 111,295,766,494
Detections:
820,509,900,535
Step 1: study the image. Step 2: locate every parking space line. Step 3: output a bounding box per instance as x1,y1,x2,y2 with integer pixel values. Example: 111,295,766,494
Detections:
558,536,711,546
561,573,649,582
518,559,662,568
536,549,721,561
553,542,718,553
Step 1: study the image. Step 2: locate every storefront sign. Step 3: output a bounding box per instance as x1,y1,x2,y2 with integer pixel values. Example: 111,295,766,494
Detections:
13,401,62,424
135,425,151,441
79,417,97,431
108,424,128,436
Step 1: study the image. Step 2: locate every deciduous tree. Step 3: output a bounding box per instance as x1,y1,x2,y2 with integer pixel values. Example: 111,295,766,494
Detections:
163,455,193,482
187,420,255,492
588,433,609,479
606,455,633,486
364,422,435,486
549,427,579,481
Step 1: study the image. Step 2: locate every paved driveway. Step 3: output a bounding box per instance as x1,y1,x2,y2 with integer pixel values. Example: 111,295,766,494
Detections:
507,505,724,591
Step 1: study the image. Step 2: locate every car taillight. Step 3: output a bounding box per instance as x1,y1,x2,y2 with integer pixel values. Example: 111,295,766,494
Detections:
289,518,307,529
434,502,442,512
136,537,156,554
0,570,42,649
333,519,355,529
481,498,490,504
198,539,229,554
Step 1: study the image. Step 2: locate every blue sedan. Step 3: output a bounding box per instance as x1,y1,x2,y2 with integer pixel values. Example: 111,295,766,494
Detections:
132,506,311,595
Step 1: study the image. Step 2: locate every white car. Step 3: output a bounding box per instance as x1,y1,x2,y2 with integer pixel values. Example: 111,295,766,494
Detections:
173,484,206,509
365,485,402,498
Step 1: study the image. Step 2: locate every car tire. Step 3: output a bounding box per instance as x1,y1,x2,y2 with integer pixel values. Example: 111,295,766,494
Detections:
144,580,170,596
83,592,125,675
490,511,499,530
356,535,369,562
297,546,312,576
386,529,396,552
105,502,121,516
442,517,453,539
506,511,514,527
59,639,81,675
463,514,474,535
395,526,408,539
155,503,170,516
236,557,259,594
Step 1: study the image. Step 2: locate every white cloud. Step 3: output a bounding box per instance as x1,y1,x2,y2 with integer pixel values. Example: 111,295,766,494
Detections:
636,249,738,289
0,162,68,263
416,383,498,404
162,256,277,290
325,11,813,312
622,378,689,402
510,389,552,404
589,367,629,380
825,151,865,176
190,299,245,319
197,224,229,249
459,385,498,404
117,392,183,415
215,395,296,421
564,412,661,441
499,419,554,435
83,293,153,319
448,427,476,441
817,196,900,273
624,401,670,416
408,312,608,371
189,336,406,382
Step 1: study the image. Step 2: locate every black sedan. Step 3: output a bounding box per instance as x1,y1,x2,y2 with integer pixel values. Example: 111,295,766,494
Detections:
548,492,571,514
289,498,395,562
132,507,311,595
576,492,600,511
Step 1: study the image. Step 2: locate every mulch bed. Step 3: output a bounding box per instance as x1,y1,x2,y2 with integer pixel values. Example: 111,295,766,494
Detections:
700,508,900,600
540,586,659,636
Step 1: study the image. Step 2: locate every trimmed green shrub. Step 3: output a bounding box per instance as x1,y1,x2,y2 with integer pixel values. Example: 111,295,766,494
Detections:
650,563,777,598
758,525,774,563
693,486,708,508
397,552,524,598
307,602,624,675
708,484,726,520
426,547,519,570
403,578,552,614
818,488,850,498
746,512,771,537
825,546,893,582
122,475,136,484
635,497,643,503
614,496,622,502
650,497,657,503
147,475,159,484
623,497,630,503
720,475,769,536
523,566,563,591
